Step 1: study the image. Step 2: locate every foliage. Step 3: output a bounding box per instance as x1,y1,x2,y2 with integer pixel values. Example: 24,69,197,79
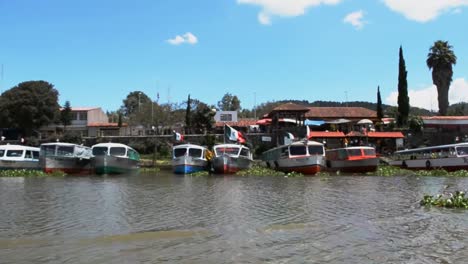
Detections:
122,91,151,116
376,86,383,120
185,94,191,133
407,115,424,133
191,102,216,134
60,100,72,129
369,165,414,177
0,80,60,136
421,191,468,208
447,102,468,116
217,93,241,111
0,169,66,177
60,131,84,144
191,170,210,177
235,165,285,176
397,46,410,127
427,40,457,116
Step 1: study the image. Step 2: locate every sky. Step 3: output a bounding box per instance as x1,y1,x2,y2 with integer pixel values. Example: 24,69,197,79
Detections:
1,0,467,113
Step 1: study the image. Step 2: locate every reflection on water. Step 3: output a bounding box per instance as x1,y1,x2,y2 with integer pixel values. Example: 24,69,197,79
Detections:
1,173,468,263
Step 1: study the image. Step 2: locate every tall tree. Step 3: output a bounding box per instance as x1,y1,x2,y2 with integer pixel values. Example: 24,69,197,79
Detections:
0,80,60,136
426,40,457,116
217,93,241,111
60,100,72,131
397,46,410,127
376,86,383,120
122,91,151,116
185,94,191,134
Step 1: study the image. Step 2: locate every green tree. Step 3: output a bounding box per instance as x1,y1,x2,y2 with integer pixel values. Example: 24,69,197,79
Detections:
191,101,216,134
0,80,60,136
122,91,151,116
185,94,191,134
427,40,457,116
376,86,383,120
397,46,410,127
217,93,241,111
60,100,72,131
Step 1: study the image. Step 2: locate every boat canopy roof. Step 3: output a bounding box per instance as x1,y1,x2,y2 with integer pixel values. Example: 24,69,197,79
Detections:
394,143,468,154
173,144,207,150
0,144,39,151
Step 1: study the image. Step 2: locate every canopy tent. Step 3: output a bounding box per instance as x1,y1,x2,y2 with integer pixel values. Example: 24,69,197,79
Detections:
305,119,325,126
357,119,373,124
308,131,345,139
325,118,351,124
256,118,300,125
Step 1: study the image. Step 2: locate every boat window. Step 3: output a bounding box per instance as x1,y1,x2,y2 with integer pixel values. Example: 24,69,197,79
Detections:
33,151,39,159
6,150,23,157
456,146,468,156
290,145,307,155
240,148,250,157
347,149,362,157
110,147,126,156
338,149,347,159
174,148,187,157
92,147,108,156
41,145,56,156
25,151,32,159
188,148,202,158
308,145,324,155
215,147,239,156
57,146,75,156
363,148,376,156
0,150,4,157
128,149,140,160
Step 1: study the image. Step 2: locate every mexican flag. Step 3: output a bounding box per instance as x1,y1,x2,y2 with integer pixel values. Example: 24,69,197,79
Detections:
224,124,246,144
173,130,184,141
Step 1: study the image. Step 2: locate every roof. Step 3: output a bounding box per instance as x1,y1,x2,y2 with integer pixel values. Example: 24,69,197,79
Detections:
367,132,404,138
271,103,311,112
88,122,127,127
215,119,258,127
308,131,345,138
69,107,100,111
306,107,377,119
422,116,468,126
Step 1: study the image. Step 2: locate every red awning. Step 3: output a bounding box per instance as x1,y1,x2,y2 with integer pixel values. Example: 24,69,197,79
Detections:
367,132,404,138
308,131,345,138
256,118,272,125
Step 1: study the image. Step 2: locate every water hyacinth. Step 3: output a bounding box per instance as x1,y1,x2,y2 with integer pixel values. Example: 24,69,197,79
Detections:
235,166,285,177
0,169,66,177
420,191,468,208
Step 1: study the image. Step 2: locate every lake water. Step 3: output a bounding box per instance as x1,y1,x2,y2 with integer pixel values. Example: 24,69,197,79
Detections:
1,172,468,264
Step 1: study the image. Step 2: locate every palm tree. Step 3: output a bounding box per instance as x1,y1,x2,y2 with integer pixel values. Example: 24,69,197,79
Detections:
426,40,457,116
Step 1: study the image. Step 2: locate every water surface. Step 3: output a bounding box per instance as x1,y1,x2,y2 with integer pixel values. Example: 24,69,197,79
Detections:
1,173,468,263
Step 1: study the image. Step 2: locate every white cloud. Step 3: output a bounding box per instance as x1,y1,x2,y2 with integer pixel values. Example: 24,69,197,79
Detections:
385,78,468,111
237,0,342,24
343,10,365,29
167,32,198,45
383,0,468,22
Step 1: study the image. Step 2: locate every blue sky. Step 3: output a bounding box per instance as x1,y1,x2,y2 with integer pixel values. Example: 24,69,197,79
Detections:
1,0,467,112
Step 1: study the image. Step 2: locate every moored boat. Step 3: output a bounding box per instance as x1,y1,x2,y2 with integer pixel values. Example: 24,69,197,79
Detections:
39,142,93,174
388,143,468,171
91,143,140,175
325,146,379,173
212,143,253,174
172,144,209,174
0,144,40,170
262,140,326,175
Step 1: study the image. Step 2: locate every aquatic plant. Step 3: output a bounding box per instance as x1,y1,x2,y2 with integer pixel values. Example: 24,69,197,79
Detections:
284,171,304,177
236,166,285,177
140,167,160,173
420,191,468,208
191,171,210,177
369,165,413,177
0,169,56,177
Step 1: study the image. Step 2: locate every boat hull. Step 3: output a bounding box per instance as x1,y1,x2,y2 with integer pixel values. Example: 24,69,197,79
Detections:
327,158,379,173
0,160,40,170
92,155,139,175
212,154,252,174
266,155,326,175
40,156,93,174
389,157,468,171
172,156,208,174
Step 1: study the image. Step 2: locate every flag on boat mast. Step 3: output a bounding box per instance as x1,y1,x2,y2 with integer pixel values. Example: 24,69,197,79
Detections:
224,124,246,144
284,132,294,145
173,130,184,142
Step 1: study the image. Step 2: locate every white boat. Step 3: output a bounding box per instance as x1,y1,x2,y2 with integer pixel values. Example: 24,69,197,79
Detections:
172,144,209,174
212,143,253,174
39,142,93,174
325,146,379,173
262,140,326,175
91,143,140,175
0,144,40,170
388,143,468,171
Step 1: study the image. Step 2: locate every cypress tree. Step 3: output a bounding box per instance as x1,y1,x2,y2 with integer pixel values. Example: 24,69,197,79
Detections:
185,94,191,134
377,86,383,120
397,46,410,127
